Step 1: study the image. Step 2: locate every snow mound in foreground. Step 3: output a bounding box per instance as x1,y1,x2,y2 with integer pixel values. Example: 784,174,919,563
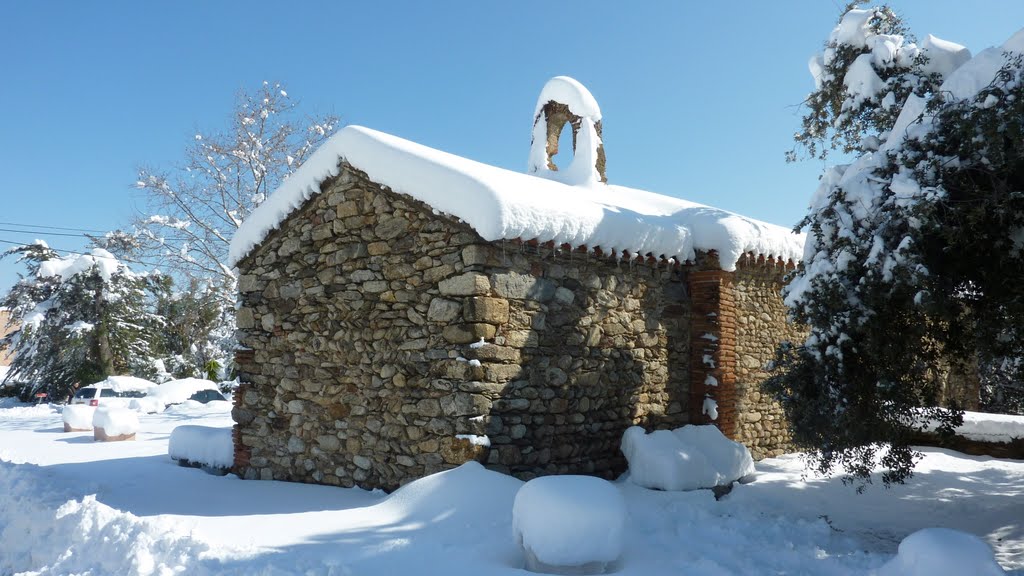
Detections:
513,475,626,572
0,461,209,576
378,461,522,526
169,425,234,468
621,424,755,491
877,528,1004,576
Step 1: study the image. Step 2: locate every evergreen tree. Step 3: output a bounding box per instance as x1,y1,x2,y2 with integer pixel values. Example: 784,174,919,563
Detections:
770,5,1023,486
0,242,159,401
149,275,232,381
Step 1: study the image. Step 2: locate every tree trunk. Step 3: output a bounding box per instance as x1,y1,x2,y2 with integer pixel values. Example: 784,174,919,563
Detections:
95,284,115,376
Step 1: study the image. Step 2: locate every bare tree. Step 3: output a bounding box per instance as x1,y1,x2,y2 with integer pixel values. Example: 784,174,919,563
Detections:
134,81,338,290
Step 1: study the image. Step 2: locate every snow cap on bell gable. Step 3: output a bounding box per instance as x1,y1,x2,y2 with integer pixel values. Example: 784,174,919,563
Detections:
229,76,805,270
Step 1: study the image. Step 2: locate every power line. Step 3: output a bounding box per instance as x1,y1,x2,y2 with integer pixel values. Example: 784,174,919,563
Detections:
0,238,159,268
0,226,190,243
0,221,109,234
0,227,95,239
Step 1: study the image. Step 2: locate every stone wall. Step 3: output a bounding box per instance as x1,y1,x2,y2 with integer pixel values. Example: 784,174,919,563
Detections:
732,255,805,458
233,164,692,491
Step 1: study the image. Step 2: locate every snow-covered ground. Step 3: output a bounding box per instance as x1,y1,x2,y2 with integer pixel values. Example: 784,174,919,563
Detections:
0,398,1021,575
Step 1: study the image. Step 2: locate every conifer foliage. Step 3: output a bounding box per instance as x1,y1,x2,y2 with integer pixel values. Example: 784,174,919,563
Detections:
0,242,158,401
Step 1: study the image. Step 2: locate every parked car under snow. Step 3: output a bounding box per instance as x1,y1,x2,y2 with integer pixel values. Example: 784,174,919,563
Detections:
130,378,227,413
70,376,157,408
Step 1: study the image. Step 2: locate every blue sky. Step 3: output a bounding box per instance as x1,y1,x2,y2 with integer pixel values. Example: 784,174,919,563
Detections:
2,1,1023,290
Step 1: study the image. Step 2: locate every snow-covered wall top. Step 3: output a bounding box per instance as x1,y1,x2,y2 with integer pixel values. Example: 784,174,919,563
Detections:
229,78,804,271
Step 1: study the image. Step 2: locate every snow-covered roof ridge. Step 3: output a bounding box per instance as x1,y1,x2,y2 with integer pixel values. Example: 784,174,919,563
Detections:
229,78,805,271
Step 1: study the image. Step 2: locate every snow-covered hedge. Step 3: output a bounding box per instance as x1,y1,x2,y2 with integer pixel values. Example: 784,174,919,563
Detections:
168,425,234,470
61,405,95,431
92,407,139,438
512,475,625,573
621,424,754,491
877,528,1004,576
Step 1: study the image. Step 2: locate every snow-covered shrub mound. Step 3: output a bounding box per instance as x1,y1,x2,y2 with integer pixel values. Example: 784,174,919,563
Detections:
380,461,522,526
621,424,755,491
143,377,219,407
61,404,95,431
92,407,139,440
513,475,626,574
877,528,1004,576
169,425,234,470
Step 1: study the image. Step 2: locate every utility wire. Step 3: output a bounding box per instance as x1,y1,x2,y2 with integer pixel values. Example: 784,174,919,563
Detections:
0,221,109,234
0,227,98,239
0,238,160,268
0,227,190,242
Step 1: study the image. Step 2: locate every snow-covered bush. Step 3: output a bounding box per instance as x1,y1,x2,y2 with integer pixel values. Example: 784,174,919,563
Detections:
168,425,233,470
877,528,1004,576
620,425,754,491
512,475,625,574
61,404,95,431
92,407,139,440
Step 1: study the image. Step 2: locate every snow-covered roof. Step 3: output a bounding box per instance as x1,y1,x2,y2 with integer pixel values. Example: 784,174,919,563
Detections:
229,77,804,271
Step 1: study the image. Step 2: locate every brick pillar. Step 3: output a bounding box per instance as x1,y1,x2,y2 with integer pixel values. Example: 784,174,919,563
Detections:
232,348,255,475
688,270,739,438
